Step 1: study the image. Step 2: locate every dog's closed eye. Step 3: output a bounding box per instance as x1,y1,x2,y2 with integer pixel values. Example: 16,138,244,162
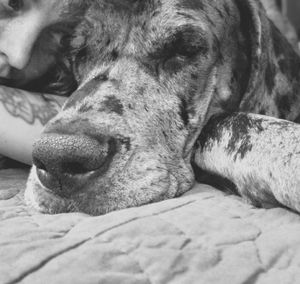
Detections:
149,26,209,74
151,26,209,60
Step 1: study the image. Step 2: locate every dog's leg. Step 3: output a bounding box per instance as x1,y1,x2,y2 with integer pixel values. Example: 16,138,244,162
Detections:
194,112,300,212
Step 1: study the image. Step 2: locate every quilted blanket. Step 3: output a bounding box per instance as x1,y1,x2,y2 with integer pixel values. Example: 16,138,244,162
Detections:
1,169,300,284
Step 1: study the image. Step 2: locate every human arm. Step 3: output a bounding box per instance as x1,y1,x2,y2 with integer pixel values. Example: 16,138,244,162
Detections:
0,86,67,165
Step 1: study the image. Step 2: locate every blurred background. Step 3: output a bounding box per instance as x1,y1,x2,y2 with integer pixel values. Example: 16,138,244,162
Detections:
261,0,300,52
281,0,300,31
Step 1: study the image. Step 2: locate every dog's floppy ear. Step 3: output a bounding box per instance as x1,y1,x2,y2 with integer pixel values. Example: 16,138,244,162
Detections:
235,0,275,109
182,0,271,160
183,0,277,160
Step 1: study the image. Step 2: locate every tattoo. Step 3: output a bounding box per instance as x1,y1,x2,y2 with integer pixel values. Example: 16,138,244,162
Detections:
0,86,61,126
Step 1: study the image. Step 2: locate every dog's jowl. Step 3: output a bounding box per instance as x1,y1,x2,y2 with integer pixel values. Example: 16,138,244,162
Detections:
25,0,300,215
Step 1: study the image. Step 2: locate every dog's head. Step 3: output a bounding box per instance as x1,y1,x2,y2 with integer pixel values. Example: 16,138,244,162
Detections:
25,0,274,215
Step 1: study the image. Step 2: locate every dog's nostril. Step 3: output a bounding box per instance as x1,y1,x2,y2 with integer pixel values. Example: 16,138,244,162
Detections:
61,161,93,175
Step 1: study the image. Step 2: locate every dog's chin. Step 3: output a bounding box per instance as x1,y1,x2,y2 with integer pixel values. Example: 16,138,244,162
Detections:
25,168,70,214
25,156,194,216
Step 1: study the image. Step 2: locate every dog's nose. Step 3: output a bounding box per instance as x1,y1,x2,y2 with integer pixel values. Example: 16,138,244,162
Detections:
32,133,114,195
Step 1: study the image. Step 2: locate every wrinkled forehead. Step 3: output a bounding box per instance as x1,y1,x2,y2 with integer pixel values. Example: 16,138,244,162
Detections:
96,0,224,20
83,0,233,60
95,0,210,34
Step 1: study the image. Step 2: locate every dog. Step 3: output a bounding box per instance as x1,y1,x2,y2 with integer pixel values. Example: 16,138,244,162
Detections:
24,0,300,215
196,112,300,212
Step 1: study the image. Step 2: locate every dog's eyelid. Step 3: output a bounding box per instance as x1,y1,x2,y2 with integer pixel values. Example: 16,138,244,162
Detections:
174,28,209,55
94,73,109,82
151,28,209,60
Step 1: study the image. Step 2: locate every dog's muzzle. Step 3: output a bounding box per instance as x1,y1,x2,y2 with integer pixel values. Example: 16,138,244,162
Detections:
32,133,116,196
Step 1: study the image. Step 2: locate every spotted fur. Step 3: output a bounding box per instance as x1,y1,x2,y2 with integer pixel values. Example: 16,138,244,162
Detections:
196,112,300,212
25,0,300,215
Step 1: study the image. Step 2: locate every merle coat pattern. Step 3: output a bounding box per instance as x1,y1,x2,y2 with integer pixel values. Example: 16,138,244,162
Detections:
25,0,300,215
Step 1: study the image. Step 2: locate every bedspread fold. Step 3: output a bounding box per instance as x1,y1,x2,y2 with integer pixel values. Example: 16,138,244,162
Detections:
0,169,300,284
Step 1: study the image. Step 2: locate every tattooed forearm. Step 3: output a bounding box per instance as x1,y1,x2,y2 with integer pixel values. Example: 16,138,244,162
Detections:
0,86,62,126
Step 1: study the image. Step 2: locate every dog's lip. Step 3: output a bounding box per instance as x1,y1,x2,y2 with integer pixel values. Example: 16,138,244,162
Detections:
28,179,71,214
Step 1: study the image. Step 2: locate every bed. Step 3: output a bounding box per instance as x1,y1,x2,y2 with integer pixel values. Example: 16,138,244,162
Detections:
1,168,300,284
